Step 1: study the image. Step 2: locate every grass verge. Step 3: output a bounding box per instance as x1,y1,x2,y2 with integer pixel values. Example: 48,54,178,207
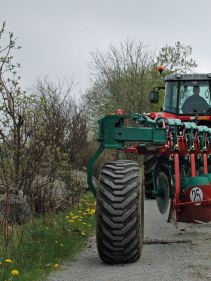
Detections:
0,193,96,281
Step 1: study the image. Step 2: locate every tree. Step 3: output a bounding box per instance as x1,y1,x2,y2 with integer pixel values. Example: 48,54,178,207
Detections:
28,79,89,211
84,40,198,127
156,41,197,73
0,23,90,222
84,40,157,122
0,22,29,194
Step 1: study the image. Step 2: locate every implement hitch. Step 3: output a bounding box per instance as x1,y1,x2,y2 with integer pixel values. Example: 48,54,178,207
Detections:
87,113,166,196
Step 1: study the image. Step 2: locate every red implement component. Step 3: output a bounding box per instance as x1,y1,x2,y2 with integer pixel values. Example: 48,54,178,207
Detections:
116,108,125,115
147,111,211,122
174,153,180,204
203,153,208,174
123,145,138,153
157,65,165,73
190,153,196,177
177,185,211,222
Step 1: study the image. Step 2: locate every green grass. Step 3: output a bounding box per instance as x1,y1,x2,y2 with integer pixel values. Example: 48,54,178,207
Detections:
0,193,96,281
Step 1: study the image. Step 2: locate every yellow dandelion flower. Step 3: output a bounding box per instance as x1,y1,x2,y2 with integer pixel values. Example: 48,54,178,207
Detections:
5,259,12,263
52,263,59,269
89,209,95,215
82,222,87,225
65,215,69,219
11,269,19,276
78,219,81,221
68,220,74,223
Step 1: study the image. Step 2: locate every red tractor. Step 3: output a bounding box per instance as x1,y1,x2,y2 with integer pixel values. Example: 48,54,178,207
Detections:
87,72,211,264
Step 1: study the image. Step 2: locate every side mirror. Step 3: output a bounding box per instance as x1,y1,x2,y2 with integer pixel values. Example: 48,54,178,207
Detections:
149,91,159,104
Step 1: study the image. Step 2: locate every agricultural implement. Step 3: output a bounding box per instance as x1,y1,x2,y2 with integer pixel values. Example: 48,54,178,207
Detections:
87,72,211,264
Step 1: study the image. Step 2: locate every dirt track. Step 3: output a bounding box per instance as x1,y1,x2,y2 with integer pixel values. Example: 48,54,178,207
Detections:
47,200,211,281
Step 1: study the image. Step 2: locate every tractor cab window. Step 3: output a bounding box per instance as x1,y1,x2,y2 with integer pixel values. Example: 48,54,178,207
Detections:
163,82,178,114
179,81,211,114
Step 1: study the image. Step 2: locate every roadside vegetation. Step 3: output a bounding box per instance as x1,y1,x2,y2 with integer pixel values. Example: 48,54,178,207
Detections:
0,194,96,281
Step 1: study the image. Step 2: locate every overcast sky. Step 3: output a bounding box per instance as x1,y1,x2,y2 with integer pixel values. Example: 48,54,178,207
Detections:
1,0,211,97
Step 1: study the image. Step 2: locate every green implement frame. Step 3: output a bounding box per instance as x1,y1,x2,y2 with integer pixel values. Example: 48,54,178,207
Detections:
87,114,167,196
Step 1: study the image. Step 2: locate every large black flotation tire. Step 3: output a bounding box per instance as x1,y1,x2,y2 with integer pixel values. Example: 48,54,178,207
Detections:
144,155,157,199
96,160,144,264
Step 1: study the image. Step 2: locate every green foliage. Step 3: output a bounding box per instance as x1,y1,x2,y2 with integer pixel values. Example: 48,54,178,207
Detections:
84,40,198,129
84,40,156,123
0,25,93,254
157,41,197,73
0,194,96,281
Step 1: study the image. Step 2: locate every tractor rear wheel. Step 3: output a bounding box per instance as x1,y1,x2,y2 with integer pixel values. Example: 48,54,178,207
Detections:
96,160,144,264
144,156,170,199
144,155,156,199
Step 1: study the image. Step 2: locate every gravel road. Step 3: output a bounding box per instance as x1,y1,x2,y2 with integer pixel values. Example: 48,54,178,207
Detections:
47,200,211,281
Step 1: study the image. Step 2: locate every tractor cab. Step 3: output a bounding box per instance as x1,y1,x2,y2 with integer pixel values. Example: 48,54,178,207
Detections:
150,74,211,121
164,74,211,115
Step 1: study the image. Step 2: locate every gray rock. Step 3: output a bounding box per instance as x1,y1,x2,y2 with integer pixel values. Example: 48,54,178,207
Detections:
31,169,88,212
0,192,32,224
